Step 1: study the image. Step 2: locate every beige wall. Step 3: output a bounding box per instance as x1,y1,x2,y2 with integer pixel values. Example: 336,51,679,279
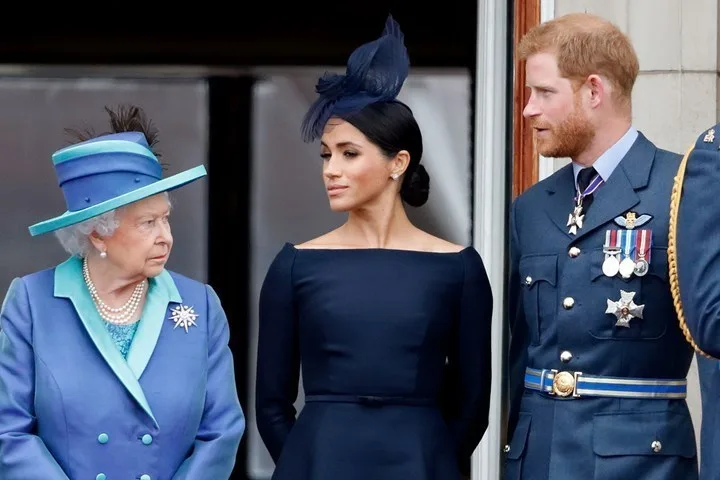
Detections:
543,0,720,454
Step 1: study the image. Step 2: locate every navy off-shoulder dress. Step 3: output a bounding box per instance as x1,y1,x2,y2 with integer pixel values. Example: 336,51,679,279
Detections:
256,242,493,480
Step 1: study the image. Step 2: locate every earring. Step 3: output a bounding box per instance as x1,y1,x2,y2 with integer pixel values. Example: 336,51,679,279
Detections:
391,173,399,180
100,251,107,259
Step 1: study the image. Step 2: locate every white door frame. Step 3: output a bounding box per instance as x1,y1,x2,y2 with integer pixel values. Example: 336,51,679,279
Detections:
472,0,509,479
538,0,556,181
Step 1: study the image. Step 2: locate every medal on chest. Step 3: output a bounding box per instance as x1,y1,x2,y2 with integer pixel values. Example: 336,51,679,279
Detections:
606,290,645,328
602,226,653,279
567,204,585,236
568,173,604,235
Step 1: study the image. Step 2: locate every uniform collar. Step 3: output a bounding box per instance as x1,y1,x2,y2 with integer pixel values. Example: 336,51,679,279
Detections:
573,126,639,188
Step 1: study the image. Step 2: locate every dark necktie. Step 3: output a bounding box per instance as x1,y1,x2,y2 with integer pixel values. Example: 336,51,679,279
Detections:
577,166,598,212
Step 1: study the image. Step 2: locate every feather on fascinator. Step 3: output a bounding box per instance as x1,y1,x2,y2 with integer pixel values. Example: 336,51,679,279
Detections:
300,15,410,143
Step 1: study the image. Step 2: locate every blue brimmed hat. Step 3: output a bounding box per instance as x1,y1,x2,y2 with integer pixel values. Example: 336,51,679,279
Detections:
28,131,206,236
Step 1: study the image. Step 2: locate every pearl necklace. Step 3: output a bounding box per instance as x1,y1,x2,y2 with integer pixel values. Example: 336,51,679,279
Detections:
82,257,146,325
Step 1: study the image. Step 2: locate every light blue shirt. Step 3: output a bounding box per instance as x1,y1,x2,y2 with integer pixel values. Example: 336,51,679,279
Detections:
573,126,638,189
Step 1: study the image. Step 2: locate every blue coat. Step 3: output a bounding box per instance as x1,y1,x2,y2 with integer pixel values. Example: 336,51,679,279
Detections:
695,355,719,480
0,256,245,480
506,132,698,480
672,124,720,479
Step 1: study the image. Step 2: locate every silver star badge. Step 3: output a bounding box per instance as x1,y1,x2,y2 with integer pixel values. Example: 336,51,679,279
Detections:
169,305,199,333
605,290,644,328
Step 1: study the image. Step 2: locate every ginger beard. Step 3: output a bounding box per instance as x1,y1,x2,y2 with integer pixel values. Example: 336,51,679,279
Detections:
532,93,595,159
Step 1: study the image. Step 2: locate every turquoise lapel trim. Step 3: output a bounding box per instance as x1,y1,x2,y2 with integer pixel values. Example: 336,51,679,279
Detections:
126,269,182,380
54,256,167,427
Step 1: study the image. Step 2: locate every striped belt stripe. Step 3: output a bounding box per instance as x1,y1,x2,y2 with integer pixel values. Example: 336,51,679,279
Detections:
524,367,687,399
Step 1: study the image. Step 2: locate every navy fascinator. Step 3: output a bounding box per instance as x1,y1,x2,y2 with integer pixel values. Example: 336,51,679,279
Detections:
300,15,410,143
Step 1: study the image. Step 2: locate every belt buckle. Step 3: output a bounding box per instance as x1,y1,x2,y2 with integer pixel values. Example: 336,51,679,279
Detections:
550,370,582,398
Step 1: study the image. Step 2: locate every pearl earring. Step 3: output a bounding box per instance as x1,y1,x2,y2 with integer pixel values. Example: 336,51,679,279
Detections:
100,251,107,259
391,173,399,180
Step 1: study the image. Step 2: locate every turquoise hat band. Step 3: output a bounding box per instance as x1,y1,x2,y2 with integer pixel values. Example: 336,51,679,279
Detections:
52,139,159,165
29,165,207,237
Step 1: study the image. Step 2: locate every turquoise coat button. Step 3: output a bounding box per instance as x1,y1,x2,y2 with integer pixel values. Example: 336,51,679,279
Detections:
140,475,151,480
97,433,109,444
96,474,106,480
142,434,153,445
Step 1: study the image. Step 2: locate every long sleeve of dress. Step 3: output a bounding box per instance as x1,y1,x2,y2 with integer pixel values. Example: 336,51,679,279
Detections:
443,248,494,474
255,245,300,463
0,278,71,479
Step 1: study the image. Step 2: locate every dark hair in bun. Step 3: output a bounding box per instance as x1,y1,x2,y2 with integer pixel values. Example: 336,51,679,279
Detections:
342,100,429,207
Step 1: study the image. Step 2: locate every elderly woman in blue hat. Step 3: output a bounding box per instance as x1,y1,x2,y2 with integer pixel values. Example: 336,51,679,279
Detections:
0,106,245,480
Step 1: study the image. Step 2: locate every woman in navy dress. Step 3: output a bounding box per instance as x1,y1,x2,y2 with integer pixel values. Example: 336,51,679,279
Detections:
255,16,494,480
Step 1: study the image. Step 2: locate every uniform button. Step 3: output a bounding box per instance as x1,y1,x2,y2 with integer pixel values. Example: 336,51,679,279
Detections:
142,434,153,445
651,440,662,452
97,433,109,444
525,276,532,285
560,351,573,363
140,475,151,480
563,297,575,309
503,444,510,453
568,246,581,257
96,474,107,480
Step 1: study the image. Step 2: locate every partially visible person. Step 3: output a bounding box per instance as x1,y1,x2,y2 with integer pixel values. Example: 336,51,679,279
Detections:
255,15,493,480
0,105,245,479
669,123,720,480
506,13,697,480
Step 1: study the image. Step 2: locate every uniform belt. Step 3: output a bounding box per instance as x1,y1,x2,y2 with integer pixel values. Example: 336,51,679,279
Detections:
524,367,687,399
304,394,435,407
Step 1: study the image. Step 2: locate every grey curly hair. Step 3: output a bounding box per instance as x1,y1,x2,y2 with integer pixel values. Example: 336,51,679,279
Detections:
53,192,173,258
54,210,120,258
